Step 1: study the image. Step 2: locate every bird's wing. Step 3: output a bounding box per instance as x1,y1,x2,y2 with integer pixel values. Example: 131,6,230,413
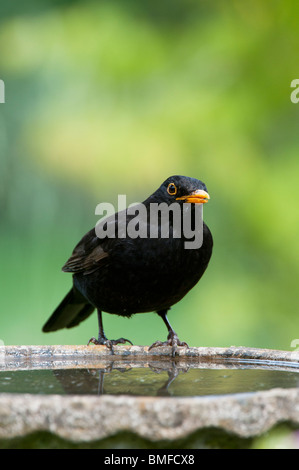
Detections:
61,207,142,275
62,228,109,275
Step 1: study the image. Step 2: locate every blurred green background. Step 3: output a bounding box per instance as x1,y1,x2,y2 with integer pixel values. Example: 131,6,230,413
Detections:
0,0,298,349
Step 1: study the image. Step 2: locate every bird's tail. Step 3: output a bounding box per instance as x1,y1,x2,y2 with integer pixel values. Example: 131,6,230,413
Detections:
42,288,95,332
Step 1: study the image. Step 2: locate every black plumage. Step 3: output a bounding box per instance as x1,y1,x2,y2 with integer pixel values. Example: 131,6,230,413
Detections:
43,175,213,356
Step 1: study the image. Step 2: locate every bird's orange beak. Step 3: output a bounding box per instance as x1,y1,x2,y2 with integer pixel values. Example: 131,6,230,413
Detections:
176,189,210,204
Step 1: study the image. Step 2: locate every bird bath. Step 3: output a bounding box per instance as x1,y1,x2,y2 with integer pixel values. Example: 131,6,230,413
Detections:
0,345,299,448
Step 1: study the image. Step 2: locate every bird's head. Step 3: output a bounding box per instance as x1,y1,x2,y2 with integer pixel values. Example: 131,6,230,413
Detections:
151,175,210,205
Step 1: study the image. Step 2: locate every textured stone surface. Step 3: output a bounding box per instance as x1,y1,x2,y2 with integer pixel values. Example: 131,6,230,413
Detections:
0,345,299,443
2,344,299,370
0,388,299,442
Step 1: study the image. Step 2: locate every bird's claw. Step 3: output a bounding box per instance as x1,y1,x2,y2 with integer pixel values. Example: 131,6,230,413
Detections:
148,333,189,357
87,336,133,354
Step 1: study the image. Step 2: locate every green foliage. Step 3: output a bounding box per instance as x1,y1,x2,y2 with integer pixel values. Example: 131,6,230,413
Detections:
0,0,298,349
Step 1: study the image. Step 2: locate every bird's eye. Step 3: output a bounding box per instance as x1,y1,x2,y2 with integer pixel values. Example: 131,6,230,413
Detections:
167,183,177,196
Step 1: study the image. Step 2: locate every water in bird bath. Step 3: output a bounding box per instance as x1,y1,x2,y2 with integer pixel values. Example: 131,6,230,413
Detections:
2,347,299,446
1,365,299,397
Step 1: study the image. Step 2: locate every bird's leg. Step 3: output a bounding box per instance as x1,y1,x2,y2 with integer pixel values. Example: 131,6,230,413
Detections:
87,310,133,354
148,309,189,357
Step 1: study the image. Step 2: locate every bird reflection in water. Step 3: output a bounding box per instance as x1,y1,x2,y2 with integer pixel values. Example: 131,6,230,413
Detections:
53,362,189,397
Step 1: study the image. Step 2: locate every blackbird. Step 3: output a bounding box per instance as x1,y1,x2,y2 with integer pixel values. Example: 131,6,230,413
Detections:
43,175,213,356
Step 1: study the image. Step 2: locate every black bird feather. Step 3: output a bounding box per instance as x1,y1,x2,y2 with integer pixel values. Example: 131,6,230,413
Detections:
43,175,213,356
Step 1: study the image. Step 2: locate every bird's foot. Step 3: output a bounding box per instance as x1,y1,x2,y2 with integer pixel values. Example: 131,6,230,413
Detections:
148,332,189,358
87,336,133,354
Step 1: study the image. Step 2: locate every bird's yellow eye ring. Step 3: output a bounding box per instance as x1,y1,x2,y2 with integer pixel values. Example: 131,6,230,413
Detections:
167,183,177,196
